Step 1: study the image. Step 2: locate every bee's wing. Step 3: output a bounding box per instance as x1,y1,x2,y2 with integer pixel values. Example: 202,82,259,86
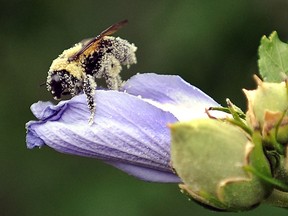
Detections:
79,38,93,45
68,20,128,61
98,19,128,37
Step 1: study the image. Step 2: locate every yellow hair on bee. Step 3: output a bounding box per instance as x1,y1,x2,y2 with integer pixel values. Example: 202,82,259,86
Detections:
49,43,84,79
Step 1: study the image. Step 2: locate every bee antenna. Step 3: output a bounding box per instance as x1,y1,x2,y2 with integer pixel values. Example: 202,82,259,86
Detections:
40,82,46,87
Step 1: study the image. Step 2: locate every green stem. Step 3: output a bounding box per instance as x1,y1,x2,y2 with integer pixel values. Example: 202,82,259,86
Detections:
244,166,288,192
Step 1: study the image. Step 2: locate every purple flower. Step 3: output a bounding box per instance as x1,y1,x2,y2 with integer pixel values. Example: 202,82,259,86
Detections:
26,73,223,183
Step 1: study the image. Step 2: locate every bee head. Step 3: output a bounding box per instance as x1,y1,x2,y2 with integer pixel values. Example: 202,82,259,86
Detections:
49,72,64,99
46,71,65,99
47,70,80,100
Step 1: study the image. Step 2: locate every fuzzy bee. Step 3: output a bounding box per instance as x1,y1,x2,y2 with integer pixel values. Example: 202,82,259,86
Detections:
46,20,137,124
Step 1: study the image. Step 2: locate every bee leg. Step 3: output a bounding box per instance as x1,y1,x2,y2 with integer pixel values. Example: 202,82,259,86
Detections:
105,73,123,90
115,74,124,88
102,55,123,90
83,74,97,125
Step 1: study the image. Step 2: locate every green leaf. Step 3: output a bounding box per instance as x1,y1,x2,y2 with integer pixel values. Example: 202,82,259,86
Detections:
258,31,288,82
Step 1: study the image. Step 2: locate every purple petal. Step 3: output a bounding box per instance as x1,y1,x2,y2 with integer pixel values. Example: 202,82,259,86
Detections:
26,90,180,183
122,73,226,121
107,161,180,183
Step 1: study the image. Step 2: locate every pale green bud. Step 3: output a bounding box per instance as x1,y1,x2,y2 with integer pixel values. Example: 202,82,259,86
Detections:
171,119,272,211
243,77,288,144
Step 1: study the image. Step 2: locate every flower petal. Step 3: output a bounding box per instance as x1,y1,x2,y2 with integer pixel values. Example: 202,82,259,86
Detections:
122,73,225,121
107,161,181,183
26,90,180,182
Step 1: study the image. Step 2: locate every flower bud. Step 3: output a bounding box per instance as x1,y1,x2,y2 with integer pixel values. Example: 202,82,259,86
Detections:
170,119,272,211
243,78,288,144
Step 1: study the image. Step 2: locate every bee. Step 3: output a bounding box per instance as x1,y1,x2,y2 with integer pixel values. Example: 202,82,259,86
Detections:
46,20,137,124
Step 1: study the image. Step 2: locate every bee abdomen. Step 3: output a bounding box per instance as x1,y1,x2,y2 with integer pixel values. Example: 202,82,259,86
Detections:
81,36,137,84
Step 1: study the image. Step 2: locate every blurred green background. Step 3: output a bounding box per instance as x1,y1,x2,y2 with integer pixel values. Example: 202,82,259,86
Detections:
1,0,288,215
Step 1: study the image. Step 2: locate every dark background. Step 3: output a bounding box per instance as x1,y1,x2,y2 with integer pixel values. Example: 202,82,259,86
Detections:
1,0,288,215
